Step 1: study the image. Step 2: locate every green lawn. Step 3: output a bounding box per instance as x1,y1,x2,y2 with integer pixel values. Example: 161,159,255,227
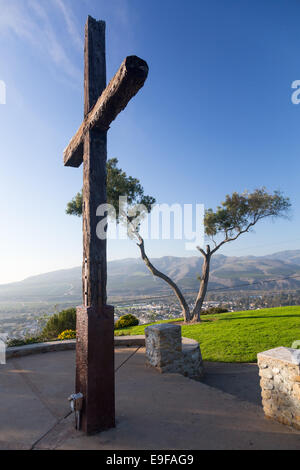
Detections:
115,306,300,363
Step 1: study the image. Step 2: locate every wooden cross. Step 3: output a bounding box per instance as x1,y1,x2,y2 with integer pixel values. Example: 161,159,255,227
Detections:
63,16,148,434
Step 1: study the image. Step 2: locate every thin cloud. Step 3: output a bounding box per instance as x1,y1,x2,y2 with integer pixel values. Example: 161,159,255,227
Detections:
29,0,81,82
0,1,37,42
0,0,82,85
53,0,83,51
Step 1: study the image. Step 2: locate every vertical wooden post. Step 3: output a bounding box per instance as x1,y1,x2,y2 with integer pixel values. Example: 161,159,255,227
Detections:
76,16,115,435
82,128,108,308
84,16,106,117
82,16,107,307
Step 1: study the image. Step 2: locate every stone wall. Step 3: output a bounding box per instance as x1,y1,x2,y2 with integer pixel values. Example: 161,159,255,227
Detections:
145,324,204,380
257,347,300,430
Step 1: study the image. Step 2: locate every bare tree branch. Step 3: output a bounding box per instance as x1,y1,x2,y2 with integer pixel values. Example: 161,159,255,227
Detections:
210,220,257,255
196,246,207,257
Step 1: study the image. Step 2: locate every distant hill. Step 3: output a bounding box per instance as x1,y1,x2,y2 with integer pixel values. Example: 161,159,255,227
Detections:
1,250,300,304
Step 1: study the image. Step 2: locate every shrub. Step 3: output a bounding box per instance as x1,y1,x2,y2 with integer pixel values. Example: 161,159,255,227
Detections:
115,314,139,330
42,308,76,339
7,335,45,348
201,307,229,315
58,330,76,340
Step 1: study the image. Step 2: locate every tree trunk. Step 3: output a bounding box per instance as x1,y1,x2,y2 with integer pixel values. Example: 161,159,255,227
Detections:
191,247,211,322
137,239,191,322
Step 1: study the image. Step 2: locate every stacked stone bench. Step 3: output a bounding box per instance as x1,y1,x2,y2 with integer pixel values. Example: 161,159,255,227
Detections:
258,347,300,430
145,323,204,380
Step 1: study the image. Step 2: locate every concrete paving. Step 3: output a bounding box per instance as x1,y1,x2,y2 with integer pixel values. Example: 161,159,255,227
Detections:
202,361,262,406
0,348,300,450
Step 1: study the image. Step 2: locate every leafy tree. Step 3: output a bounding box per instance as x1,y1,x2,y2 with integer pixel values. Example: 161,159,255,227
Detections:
125,188,290,323
66,158,155,218
191,188,291,322
67,158,192,322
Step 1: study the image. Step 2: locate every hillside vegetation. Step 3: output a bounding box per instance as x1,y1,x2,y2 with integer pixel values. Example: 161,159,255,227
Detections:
115,306,300,363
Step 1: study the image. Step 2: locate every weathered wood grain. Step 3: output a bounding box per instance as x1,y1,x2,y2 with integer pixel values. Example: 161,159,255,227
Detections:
82,128,108,308
64,55,149,167
84,16,106,117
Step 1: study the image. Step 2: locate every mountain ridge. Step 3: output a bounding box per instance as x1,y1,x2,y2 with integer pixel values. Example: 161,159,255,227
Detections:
1,250,300,303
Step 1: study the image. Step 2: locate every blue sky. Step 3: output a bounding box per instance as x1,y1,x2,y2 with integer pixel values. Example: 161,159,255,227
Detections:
0,0,300,283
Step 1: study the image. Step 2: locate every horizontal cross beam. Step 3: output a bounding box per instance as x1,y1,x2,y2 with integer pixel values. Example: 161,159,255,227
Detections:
64,55,149,167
